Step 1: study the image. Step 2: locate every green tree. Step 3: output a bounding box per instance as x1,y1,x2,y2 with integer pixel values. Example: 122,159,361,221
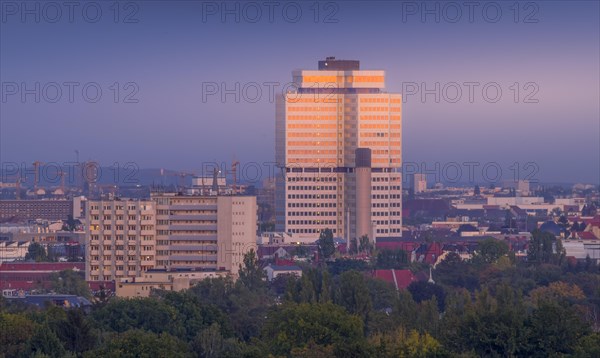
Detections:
367,277,397,311
358,235,372,255
52,309,96,354
392,290,419,332
317,228,336,260
407,281,445,311
336,270,372,320
91,298,183,336
435,252,479,290
297,274,316,303
349,237,358,255
524,300,590,356
528,229,565,265
318,270,332,304
192,323,224,358
238,249,265,291
574,333,600,357
26,242,49,262
25,324,67,358
0,312,38,357
85,329,191,358
473,238,509,264
49,269,91,298
376,249,409,269
262,303,366,356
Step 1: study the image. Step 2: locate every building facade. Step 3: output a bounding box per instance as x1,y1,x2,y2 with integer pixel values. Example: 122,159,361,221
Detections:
275,57,402,240
0,200,73,221
153,194,256,277
86,195,257,282
85,200,156,281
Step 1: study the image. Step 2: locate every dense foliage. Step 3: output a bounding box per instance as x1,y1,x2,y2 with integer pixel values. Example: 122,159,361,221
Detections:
2,241,600,357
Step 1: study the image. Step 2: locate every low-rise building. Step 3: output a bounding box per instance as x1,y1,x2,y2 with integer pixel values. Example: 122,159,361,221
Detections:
0,262,85,290
264,264,302,281
115,268,228,297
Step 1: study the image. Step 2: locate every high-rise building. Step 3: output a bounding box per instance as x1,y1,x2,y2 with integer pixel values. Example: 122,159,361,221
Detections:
153,193,256,277
275,57,402,240
409,173,427,194
85,194,257,282
86,200,156,282
517,180,530,196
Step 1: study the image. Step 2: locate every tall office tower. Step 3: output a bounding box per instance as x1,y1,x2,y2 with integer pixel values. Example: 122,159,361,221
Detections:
152,193,256,277
86,200,156,281
276,57,402,241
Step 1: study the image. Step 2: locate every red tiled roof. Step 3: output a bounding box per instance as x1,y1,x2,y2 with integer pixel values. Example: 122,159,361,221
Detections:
578,231,599,240
275,258,296,266
588,216,600,227
376,242,419,252
0,262,85,272
88,281,115,291
423,243,443,264
373,269,416,290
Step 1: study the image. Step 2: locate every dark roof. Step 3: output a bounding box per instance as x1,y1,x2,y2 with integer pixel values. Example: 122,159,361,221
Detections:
0,262,85,272
6,294,91,307
266,265,302,271
539,221,562,236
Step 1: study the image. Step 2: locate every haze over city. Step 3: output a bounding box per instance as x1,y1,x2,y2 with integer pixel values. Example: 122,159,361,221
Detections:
1,1,598,184
2,1,600,357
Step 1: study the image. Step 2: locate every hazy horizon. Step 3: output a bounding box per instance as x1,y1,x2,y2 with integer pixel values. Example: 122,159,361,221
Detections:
1,1,599,184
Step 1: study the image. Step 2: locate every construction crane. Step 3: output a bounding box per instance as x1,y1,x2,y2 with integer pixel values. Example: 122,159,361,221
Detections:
59,170,66,194
7,175,22,200
231,160,240,194
171,172,194,191
32,161,43,191
15,176,21,200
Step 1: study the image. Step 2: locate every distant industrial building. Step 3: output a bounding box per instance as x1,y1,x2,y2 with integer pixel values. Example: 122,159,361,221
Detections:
0,200,73,222
409,173,427,194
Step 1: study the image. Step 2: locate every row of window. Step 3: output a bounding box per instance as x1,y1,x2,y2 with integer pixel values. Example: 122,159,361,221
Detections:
90,235,153,241
359,98,401,103
288,185,338,191
288,220,337,226
359,106,401,112
90,225,154,231
287,115,337,120
290,228,337,234
372,194,402,199
288,203,337,208
287,194,338,199
373,203,402,208
288,211,336,217
286,177,340,182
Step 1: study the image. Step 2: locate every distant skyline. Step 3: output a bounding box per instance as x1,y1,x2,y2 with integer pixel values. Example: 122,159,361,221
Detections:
1,1,599,184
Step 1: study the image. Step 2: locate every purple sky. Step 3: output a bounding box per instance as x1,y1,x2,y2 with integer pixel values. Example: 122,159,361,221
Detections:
1,1,598,184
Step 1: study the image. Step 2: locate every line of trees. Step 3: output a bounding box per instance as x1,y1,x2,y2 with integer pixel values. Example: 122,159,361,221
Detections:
2,238,600,357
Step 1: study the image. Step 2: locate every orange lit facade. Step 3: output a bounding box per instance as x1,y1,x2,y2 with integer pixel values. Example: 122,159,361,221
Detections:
85,200,156,281
276,59,402,240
